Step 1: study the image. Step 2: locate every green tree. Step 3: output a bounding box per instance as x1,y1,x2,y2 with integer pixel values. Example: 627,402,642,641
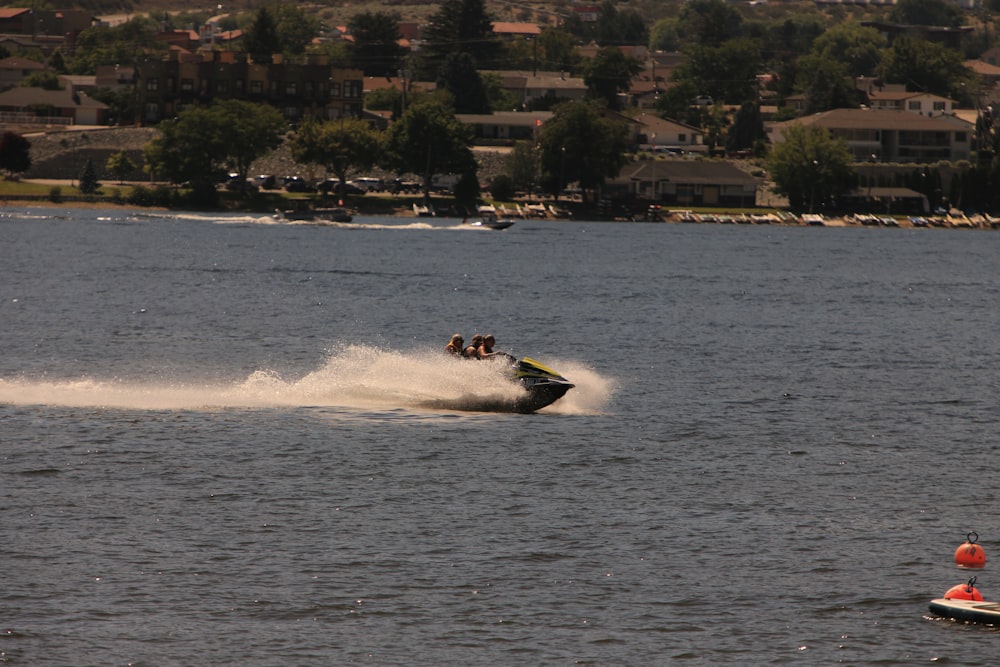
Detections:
879,35,974,101
420,0,502,76
244,6,282,64
290,117,382,200
537,28,581,73
106,151,136,184
891,0,964,27
677,0,743,47
20,70,63,90
79,158,101,195
808,22,886,78
767,124,856,212
797,54,861,113
89,86,136,126
437,51,490,114
505,140,540,192
726,101,765,153
671,38,762,105
583,46,643,111
348,11,406,77
0,131,31,177
537,100,628,200
381,98,476,201
649,18,681,52
69,18,160,75
144,100,285,202
270,3,321,56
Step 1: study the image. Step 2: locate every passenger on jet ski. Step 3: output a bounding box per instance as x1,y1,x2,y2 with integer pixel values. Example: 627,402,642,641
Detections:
477,334,497,359
445,333,464,356
464,334,484,359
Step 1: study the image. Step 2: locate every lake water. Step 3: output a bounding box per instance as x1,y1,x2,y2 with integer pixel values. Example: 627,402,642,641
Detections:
2,207,999,665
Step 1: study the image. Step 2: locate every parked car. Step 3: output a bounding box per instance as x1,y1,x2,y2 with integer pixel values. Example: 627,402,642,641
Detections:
318,179,365,196
254,174,277,190
352,177,384,192
283,176,316,193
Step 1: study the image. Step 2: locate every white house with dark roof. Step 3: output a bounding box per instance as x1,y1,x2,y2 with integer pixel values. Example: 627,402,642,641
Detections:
0,56,45,89
493,70,587,108
631,113,706,153
607,159,760,205
767,108,972,163
0,86,108,125
865,89,955,116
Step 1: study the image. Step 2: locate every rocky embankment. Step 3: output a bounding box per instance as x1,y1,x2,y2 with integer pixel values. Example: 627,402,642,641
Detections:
23,126,508,185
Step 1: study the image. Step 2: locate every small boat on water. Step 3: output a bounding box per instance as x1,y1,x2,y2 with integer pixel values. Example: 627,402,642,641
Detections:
413,203,435,217
465,212,515,230
928,598,1000,625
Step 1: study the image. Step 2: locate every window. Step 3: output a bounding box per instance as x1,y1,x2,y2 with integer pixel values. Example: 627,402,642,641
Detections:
216,80,227,93
285,81,297,95
933,101,946,111
250,80,263,94
166,77,175,93
956,132,967,142
678,133,686,142
144,102,160,121
344,80,362,98
235,79,245,93
145,78,159,91
908,101,921,110
181,78,194,92
329,82,341,97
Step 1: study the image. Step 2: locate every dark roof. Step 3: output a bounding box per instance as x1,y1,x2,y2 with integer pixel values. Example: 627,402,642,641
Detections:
617,159,760,186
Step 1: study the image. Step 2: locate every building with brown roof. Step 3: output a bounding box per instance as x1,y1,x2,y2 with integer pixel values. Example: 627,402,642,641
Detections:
767,108,972,163
607,159,760,205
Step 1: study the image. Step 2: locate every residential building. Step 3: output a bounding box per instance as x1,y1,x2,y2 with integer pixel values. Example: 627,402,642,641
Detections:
456,111,553,142
606,159,760,206
0,86,108,125
767,108,972,163
861,81,955,116
493,70,587,108
630,113,706,153
136,51,364,124
0,56,45,89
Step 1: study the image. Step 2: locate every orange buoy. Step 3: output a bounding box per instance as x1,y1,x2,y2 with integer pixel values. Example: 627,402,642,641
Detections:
944,576,984,601
954,531,987,569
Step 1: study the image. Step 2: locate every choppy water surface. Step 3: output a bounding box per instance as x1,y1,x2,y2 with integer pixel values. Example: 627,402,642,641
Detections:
2,207,999,665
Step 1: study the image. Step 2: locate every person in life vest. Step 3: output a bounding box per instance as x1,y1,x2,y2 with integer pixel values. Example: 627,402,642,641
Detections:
445,333,464,356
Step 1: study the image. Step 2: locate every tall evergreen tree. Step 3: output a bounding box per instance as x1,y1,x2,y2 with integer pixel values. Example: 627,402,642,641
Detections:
79,158,101,195
244,7,282,64
438,52,490,114
0,131,31,176
420,0,501,77
348,11,407,77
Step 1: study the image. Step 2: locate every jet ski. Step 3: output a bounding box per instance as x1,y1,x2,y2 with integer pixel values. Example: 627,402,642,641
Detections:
422,354,574,414
509,356,575,413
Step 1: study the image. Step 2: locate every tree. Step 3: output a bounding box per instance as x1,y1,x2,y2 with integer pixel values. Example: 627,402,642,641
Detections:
726,102,765,153
505,140,540,193
537,100,628,200
808,22,886,78
537,28,581,73
650,18,681,52
106,151,136,184
381,98,477,201
437,52,490,114
269,3,322,56
348,11,406,78
0,131,31,177
290,117,382,200
879,35,974,101
670,38,763,105
797,54,862,113
69,18,160,75
891,0,964,27
21,70,62,90
676,0,743,48
79,158,101,195
583,46,643,111
767,124,856,212
144,100,285,202
420,0,502,76
244,6,282,64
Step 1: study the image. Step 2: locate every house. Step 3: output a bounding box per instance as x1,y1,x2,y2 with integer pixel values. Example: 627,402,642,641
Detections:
0,86,108,125
455,111,553,142
767,108,973,163
136,51,364,124
0,56,45,89
95,64,137,90
864,88,955,116
0,7,33,34
606,159,760,205
630,113,706,153
493,70,587,108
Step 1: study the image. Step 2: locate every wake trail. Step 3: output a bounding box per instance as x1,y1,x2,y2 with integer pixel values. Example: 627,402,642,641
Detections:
0,345,614,415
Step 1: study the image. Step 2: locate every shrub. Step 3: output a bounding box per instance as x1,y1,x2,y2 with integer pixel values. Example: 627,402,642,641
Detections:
47,186,62,203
